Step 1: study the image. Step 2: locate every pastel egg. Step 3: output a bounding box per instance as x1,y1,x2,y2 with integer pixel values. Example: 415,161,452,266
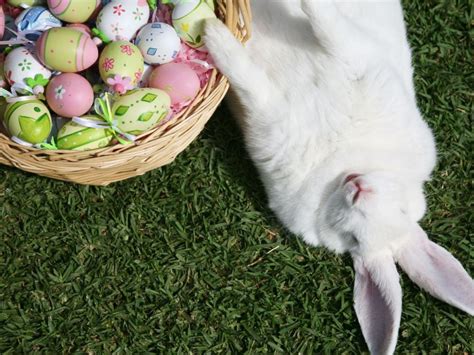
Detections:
15,6,62,41
66,23,92,36
112,88,171,135
48,0,100,23
96,0,150,42
57,115,113,150
7,0,45,6
37,27,99,72
172,0,216,50
135,22,181,65
4,46,52,90
0,6,5,39
46,73,94,118
99,41,144,90
4,99,52,144
149,63,200,105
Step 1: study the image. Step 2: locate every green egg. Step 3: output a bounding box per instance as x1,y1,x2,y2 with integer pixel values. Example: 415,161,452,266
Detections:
99,41,144,87
4,99,52,144
57,115,114,151
112,88,171,135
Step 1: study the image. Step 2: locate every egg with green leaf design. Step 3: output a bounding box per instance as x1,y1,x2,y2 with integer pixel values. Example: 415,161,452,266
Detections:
57,115,114,151
112,88,171,135
4,99,52,144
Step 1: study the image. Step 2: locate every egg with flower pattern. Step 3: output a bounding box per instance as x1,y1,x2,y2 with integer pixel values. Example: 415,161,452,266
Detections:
4,46,52,93
99,41,144,94
172,0,216,50
96,0,150,42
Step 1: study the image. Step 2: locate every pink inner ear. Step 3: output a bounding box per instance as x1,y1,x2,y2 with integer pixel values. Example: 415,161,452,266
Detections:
353,255,402,355
396,227,474,315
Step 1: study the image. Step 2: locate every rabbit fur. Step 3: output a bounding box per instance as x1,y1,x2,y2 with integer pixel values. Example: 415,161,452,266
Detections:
203,1,474,354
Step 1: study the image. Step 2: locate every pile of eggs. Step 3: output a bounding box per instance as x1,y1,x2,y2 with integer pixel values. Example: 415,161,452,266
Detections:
0,0,216,150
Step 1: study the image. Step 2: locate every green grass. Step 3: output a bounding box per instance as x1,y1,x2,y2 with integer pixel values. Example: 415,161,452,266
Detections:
0,1,472,353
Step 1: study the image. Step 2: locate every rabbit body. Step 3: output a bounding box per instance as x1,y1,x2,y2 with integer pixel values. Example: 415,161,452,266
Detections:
204,1,473,354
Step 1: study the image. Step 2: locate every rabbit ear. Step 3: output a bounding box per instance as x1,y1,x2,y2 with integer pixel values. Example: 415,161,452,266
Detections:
395,225,474,315
353,254,402,355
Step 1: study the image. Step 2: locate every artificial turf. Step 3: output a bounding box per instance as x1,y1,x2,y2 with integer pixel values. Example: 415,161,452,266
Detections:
0,1,472,353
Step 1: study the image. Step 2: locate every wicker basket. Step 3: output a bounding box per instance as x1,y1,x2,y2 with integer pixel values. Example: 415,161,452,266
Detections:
0,0,251,186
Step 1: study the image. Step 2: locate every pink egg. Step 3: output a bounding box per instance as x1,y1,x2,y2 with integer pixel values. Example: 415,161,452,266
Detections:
148,63,201,105
46,73,94,118
0,6,5,39
66,23,92,37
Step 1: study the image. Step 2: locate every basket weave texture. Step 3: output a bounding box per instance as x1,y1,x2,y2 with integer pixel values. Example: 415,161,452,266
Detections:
0,0,251,186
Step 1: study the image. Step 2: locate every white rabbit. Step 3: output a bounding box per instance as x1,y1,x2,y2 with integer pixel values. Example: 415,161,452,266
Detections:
203,1,474,354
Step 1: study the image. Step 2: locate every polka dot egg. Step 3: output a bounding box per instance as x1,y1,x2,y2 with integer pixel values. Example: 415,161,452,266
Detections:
135,23,181,65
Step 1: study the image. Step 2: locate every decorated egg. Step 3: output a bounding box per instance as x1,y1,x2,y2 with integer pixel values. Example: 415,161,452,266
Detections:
7,0,45,6
96,0,150,42
99,41,144,93
66,23,92,36
172,0,216,50
47,0,100,23
135,23,181,65
37,27,99,72
57,115,113,150
149,63,200,105
15,6,62,41
138,63,153,88
4,99,52,144
0,6,5,39
46,73,94,118
0,54,6,88
112,88,171,135
4,47,52,90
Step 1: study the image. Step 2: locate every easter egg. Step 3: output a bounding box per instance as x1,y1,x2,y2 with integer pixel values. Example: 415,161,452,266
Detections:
96,0,150,42
4,47,52,90
4,99,52,144
112,88,171,135
149,63,200,105
138,63,153,88
66,23,92,36
46,73,94,118
0,6,5,39
7,0,45,6
48,0,100,23
15,6,62,41
57,115,113,150
172,0,216,50
99,41,144,92
135,23,181,65
37,27,99,72
0,54,6,88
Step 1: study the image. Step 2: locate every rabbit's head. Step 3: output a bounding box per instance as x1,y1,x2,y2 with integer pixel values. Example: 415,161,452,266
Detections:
317,171,474,355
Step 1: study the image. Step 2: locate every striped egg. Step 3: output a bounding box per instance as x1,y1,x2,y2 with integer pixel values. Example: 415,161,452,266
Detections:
4,99,52,144
112,88,171,135
172,0,216,50
36,27,99,72
57,115,113,150
47,0,100,23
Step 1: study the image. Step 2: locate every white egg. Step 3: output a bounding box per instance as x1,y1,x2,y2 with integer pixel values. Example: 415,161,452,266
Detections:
4,46,51,91
138,63,154,88
96,0,150,42
135,23,181,65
